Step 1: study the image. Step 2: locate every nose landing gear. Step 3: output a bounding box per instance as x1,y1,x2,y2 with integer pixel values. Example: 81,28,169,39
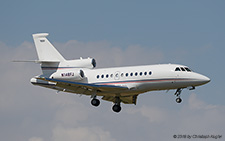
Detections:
176,97,182,103
175,88,183,103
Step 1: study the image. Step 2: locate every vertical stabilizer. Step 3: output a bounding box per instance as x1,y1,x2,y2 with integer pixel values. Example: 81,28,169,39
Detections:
32,33,65,62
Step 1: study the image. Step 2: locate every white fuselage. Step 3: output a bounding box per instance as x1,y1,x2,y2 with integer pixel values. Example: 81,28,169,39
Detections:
88,64,209,95
36,64,210,97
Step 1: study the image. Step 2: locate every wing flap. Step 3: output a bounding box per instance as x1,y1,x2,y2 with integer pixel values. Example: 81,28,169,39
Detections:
102,95,138,104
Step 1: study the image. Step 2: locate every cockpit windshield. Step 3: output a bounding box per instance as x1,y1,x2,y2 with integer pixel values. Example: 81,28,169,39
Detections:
175,67,192,72
175,67,181,71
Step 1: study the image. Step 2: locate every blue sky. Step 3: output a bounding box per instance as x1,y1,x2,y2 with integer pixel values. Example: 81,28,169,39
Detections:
1,0,224,46
1,1,225,141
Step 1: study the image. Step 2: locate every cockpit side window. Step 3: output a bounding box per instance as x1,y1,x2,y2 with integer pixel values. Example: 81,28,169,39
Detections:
184,67,191,72
180,67,186,71
175,67,181,71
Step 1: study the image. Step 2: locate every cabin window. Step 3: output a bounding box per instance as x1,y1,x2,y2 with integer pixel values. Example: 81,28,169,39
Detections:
97,75,100,79
149,71,152,75
125,73,129,77
135,72,138,76
175,67,181,71
180,67,185,71
101,74,104,78
144,72,147,75
110,74,113,78
121,73,124,77
140,72,143,76
106,74,109,78
130,73,133,76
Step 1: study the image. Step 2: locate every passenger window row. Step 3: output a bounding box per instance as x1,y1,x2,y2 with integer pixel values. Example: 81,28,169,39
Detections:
175,67,192,72
96,71,152,79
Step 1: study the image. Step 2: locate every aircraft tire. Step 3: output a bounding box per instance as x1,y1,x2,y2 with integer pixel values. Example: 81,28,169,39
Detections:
112,105,121,113
91,99,100,107
176,97,182,103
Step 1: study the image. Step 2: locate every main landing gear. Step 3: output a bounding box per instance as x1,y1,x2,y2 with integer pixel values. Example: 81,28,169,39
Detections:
90,95,122,113
91,93,100,107
175,88,182,103
91,98,100,107
112,97,121,113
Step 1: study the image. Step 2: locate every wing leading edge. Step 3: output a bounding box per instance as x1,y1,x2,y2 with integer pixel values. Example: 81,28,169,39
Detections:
35,77,138,104
37,77,128,91
36,77,138,104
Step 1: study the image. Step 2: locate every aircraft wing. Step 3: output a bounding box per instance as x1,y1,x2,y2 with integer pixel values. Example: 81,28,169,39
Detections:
36,77,128,96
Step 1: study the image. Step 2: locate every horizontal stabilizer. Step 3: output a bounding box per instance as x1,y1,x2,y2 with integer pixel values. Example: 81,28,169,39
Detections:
13,60,60,63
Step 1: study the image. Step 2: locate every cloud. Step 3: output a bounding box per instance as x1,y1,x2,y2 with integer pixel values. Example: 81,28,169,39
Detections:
126,105,168,123
125,93,225,140
53,97,89,126
188,93,217,110
28,137,44,141
52,126,116,141
0,40,223,141
0,41,36,111
54,40,164,67
177,93,225,134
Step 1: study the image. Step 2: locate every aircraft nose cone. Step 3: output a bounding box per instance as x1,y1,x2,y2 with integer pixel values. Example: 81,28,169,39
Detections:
204,76,210,83
199,74,210,84
30,77,37,83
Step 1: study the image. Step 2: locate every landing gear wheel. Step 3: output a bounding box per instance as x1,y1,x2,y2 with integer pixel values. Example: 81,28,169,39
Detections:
112,105,121,113
91,99,100,107
176,97,182,103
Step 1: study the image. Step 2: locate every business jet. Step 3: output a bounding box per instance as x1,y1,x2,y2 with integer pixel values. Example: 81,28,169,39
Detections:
28,33,210,113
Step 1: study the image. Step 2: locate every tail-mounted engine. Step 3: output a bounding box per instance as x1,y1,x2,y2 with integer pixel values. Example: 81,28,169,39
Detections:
50,69,85,81
66,57,96,69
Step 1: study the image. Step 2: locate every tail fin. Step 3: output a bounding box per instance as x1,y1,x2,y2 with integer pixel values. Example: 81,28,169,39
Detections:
32,33,65,62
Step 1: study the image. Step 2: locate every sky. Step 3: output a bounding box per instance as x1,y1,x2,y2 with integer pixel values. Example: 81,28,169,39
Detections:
0,0,225,141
